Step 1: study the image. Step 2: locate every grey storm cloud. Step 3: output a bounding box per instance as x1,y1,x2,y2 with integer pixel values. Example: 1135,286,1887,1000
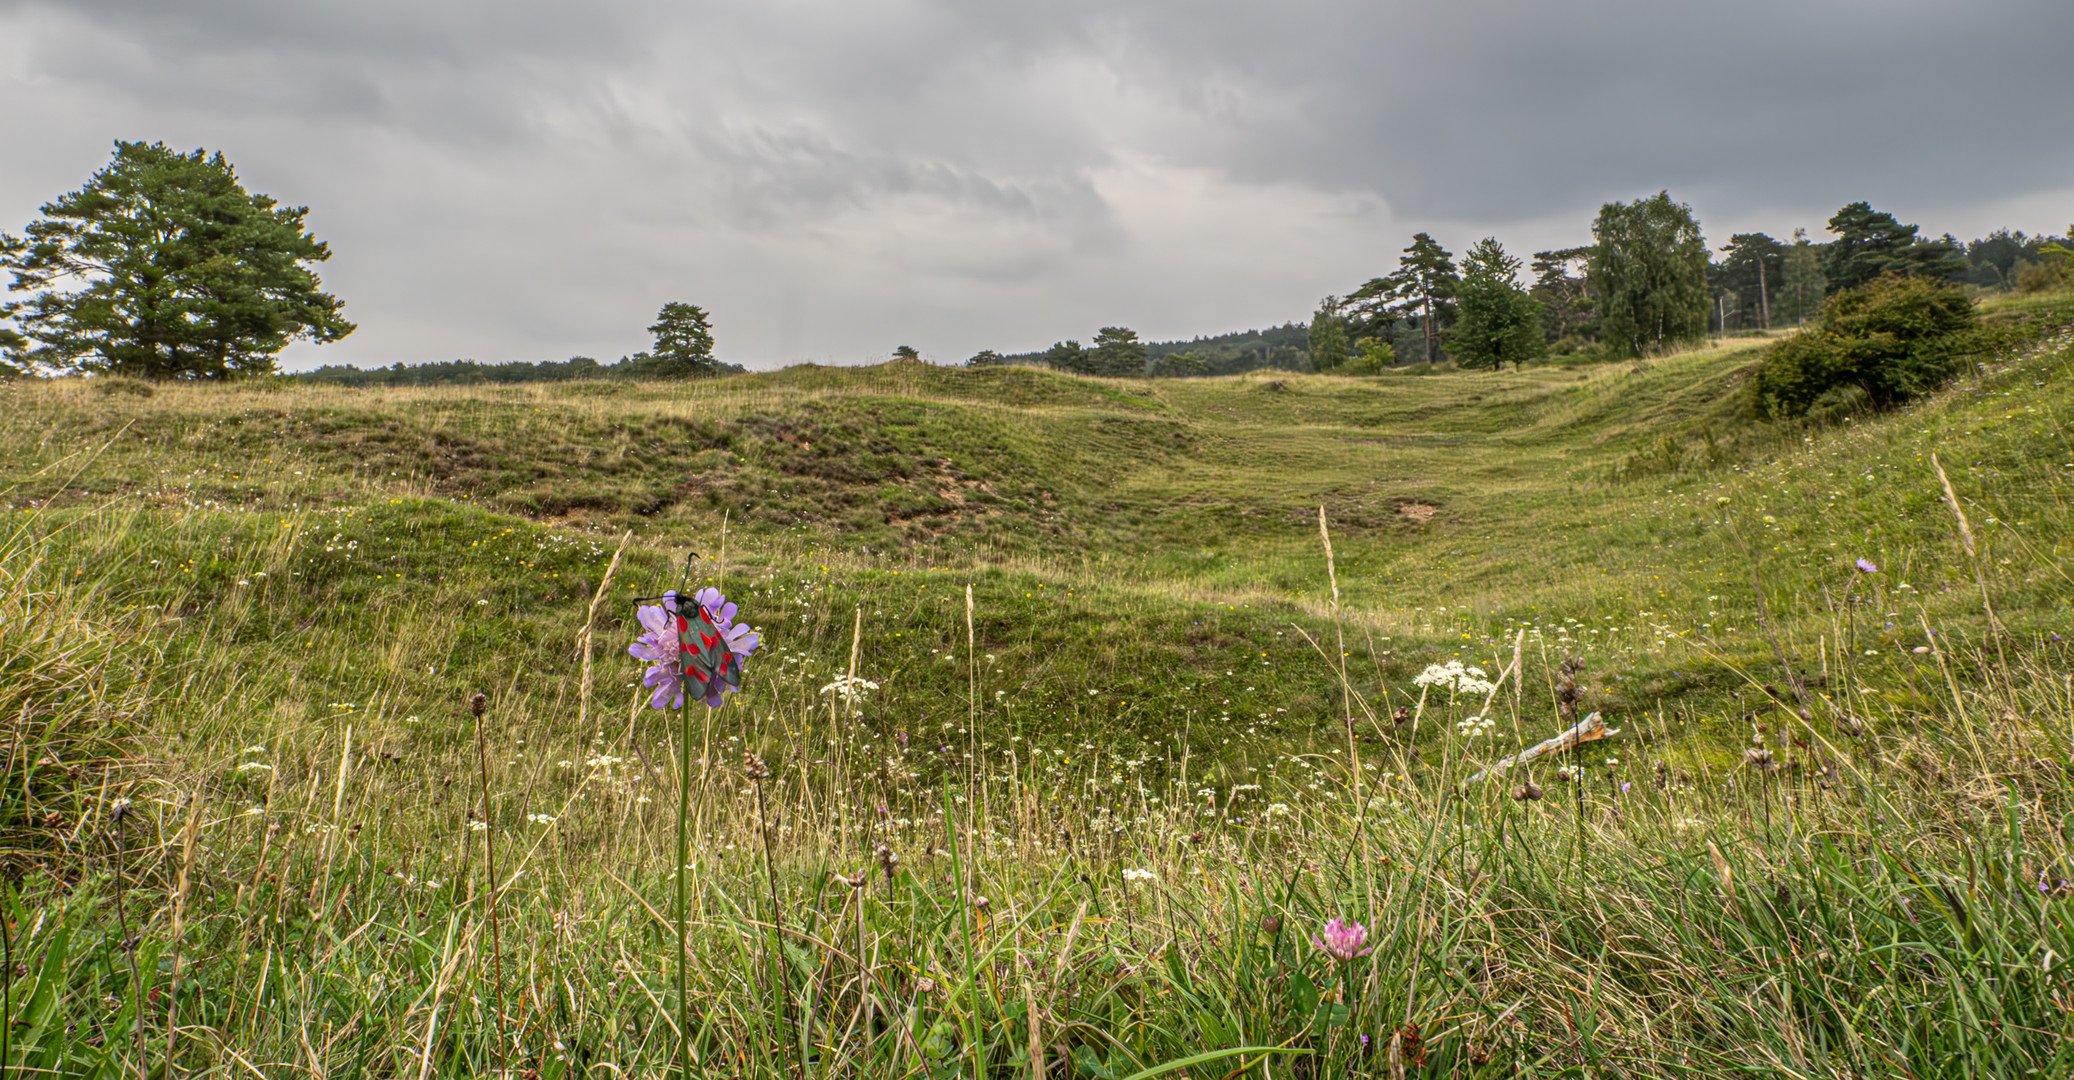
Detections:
2,0,2070,370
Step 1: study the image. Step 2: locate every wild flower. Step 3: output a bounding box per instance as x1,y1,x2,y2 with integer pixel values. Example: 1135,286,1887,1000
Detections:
1455,714,1498,738
1312,916,1372,961
1122,867,1157,885
630,589,762,709
819,674,881,702
1413,660,1495,695
1854,557,1879,574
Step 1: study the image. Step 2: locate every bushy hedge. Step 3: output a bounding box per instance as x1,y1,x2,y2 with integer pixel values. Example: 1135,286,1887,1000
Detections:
1752,274,1977,419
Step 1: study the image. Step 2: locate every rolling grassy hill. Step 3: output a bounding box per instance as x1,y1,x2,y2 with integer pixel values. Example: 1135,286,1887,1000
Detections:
7,309,2070,766
3,291,2072,1076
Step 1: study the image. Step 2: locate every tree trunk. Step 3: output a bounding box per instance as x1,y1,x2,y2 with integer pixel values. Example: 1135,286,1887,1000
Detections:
1422,295,1436,365
1757,257,1771,329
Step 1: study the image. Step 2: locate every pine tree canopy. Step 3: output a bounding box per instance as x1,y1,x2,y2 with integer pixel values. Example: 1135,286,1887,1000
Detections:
647,302,718,376
1,140,353,378
1823,201,1966,294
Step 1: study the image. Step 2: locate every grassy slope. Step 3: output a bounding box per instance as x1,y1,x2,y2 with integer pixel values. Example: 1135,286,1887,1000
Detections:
3,295,2073,1075
5,311,2069,765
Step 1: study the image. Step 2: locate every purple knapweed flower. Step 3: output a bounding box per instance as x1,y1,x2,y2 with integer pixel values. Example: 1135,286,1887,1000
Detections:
1854,558,1878,574
1312,916,1372,961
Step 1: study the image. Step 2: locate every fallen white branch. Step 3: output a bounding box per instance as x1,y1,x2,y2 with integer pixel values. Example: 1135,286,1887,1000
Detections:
1465,712,1620,784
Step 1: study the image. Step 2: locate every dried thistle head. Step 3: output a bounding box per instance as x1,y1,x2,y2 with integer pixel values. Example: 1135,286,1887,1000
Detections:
741,753,771,781
1744,746,1778,773
875,843,900,879
468,692,488,718
1555,657,1585,724
1512,780,1544,802
843,869,868,890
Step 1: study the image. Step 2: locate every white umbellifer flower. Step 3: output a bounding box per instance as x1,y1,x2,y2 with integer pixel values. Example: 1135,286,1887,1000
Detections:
237,762,273,772
528,813,557,825
1413,660,1495,695
819,675,880,700
1122,867,1157,884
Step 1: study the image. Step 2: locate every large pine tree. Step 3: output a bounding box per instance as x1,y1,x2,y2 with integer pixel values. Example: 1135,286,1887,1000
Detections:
1369,233,1458,365
1,141,353,378
1822,201,1965,294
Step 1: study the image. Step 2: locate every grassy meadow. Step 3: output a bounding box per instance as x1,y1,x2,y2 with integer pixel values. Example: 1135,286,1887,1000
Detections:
4,293,2074,1077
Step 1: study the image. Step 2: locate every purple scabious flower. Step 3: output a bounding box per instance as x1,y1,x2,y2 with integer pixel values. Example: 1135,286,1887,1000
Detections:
1312,916,1371,961
631,590,762,709
1854,558,1879,574
693,586,763,663
628,601,686,710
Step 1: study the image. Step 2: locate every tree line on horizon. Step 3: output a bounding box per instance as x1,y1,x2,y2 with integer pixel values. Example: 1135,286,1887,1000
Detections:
3,141,2068,384
1301,195,2074,375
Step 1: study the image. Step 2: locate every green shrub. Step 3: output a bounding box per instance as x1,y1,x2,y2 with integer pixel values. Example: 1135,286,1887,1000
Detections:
2015,243,2073,294
1752,273,1976,419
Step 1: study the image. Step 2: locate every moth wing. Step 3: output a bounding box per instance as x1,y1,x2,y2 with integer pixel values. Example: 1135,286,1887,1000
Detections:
679,605,743,694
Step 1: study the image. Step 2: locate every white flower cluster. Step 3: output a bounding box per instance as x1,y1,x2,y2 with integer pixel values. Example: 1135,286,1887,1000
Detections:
1414,660,1495,695
1121,867,1157,885
819,675,881,700
1455,714,1498,738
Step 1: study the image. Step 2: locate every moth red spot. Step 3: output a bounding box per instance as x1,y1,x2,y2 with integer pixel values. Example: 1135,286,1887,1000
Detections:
701,632,719,650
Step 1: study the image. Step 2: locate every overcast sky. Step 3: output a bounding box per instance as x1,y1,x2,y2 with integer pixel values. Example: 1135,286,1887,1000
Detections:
3,0,2071,371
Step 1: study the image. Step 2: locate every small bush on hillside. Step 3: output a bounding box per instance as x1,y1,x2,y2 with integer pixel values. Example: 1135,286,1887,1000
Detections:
2015,243,2073,294
1752,274,1977,419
